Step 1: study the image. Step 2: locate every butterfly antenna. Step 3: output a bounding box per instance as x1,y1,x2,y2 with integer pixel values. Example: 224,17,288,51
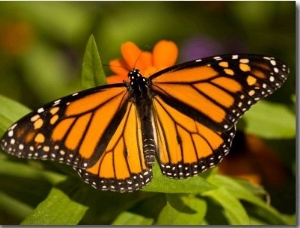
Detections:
133,49,146,70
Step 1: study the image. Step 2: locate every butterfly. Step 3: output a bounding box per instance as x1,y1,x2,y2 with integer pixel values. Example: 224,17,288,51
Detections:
1,54,289,193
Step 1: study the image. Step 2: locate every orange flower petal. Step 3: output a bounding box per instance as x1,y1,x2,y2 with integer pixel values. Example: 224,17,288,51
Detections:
107,74,128,84
135,51,152,75
153,40,178,69
121,42,143,69
143,66,158,78
109,59,129,76
108,40,179,83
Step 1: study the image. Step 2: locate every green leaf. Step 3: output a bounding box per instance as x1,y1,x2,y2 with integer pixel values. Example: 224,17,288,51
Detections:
0,94,31,132
242,101,295,139
157,194,207,225
0,159,66,185
208,175,291,225
202,186,250,225
81,191,154,224
0,191,33,221
81,35,107,88
142,162,216,193
208,174,265,200
21,181,88,225
112,211,153,225
0,159,69,223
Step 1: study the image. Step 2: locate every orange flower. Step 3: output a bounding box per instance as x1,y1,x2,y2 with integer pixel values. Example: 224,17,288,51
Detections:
107,40,178,84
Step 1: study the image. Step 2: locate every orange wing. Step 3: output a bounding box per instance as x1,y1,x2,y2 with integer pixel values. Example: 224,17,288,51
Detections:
75,101,152,192
151,55,289,132
150,54,289,177
153,95,235,178
1,84,152,192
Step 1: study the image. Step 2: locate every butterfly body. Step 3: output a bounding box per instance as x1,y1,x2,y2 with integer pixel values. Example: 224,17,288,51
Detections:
1,54,289,192
127,69,157,168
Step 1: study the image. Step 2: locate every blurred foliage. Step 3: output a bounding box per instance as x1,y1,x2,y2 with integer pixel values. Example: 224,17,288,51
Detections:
0,1,296,225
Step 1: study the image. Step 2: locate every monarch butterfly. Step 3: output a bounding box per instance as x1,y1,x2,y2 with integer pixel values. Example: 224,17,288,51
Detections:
1,54,289,193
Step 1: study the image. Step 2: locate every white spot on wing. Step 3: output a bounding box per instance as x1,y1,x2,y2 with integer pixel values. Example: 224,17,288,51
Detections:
8,130,13,137
37,108,45,113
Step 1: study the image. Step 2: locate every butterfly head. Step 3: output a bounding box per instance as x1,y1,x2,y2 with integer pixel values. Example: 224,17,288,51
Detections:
127,69,151,101
128,68,142,80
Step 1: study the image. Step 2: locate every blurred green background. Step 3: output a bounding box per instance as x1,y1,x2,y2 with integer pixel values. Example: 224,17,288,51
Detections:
0,1,296,225
0,2,295,109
